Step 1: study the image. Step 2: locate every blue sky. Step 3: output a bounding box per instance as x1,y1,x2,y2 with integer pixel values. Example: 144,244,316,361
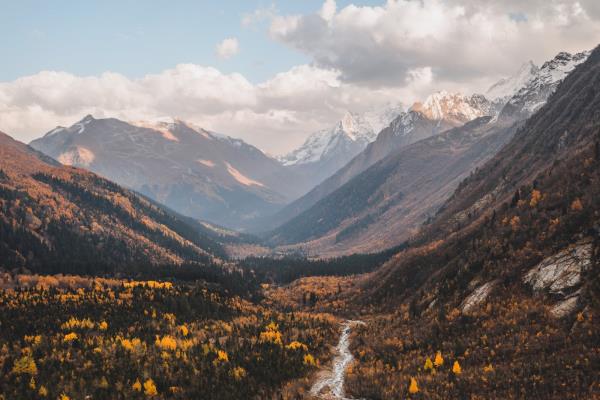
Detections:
1,0,379,83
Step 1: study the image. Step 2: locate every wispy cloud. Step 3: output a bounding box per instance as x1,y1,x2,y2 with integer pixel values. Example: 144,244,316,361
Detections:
216,37,240,59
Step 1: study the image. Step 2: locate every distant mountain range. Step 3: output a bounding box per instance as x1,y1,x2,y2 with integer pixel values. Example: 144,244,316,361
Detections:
30,117,314,230
25,49,591,255
260,91,494,236
263,50,590,255
278,105,403,185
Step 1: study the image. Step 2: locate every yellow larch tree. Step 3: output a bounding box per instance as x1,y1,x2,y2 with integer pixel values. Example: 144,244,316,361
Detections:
453,361,462,375
408,377,419,394
144,378,158,396
424,357,434,371
38,385,48,397
12,355,38,375
434,351,444,367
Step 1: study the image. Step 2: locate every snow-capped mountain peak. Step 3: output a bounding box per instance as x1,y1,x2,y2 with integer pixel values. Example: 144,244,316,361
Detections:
45,114,96,138
540,51,590,80
486,61,539,102
279,104,403,166
411,91,490,125
500,50,590,118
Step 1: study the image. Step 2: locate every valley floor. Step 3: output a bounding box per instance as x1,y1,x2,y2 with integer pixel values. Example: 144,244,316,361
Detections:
263,273,600,400
0,270,598,399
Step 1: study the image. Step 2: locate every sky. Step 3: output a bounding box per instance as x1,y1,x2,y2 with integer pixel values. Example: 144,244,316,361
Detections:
1,0,599,155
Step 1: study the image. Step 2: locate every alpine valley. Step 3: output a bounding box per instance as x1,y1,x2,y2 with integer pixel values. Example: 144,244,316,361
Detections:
1,7,599,400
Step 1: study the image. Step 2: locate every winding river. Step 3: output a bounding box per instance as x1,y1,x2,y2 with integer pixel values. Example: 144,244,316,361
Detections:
310,320,365,399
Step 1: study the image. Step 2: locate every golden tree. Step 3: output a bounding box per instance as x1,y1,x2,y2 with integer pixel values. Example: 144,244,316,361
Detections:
452,361,462,375
571,198,583,211
11,355,38,375
424,357,434,371
144,379,158,396
434,351,444,367
132,379,142,392
408,377,419,394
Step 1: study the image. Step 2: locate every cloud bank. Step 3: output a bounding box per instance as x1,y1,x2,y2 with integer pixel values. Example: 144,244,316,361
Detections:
0,64,417,154
270,0,600,90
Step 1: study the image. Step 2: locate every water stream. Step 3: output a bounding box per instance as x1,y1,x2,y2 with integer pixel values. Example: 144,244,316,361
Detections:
310,320,365,399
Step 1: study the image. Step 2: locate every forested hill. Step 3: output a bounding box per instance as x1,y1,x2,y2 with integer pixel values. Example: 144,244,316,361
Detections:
0,131,227,276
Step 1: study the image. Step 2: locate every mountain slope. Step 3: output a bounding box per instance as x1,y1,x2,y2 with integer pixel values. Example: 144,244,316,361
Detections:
263,50,589,254
366,44,600,310
30,117,308,229
334,47,600,400
0,131,226,274
499,50,589,119
260,93,490,233
279,106,403,185
268,116,520,254
486,61,539,111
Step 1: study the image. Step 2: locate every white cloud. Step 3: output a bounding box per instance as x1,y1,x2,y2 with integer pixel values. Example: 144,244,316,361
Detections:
215,37,239,59
269,0,600,90
319,0,337,22
0,64,420,154
242,4,277,27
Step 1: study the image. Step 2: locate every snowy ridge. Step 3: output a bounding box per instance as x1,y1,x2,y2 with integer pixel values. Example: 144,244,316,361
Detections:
389,111,418,137
510,51,589,114
44,114,95,138
279,105,403,166
486,61,539,103
410,91,491,125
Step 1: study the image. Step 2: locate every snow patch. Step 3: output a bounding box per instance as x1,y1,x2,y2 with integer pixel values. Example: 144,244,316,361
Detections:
225,162,265,187
131,120,180,142
57,146,95,167
70,114,95,135
197,159,215,168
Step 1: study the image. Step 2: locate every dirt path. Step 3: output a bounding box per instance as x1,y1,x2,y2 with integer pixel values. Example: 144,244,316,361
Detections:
310,320,365,399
